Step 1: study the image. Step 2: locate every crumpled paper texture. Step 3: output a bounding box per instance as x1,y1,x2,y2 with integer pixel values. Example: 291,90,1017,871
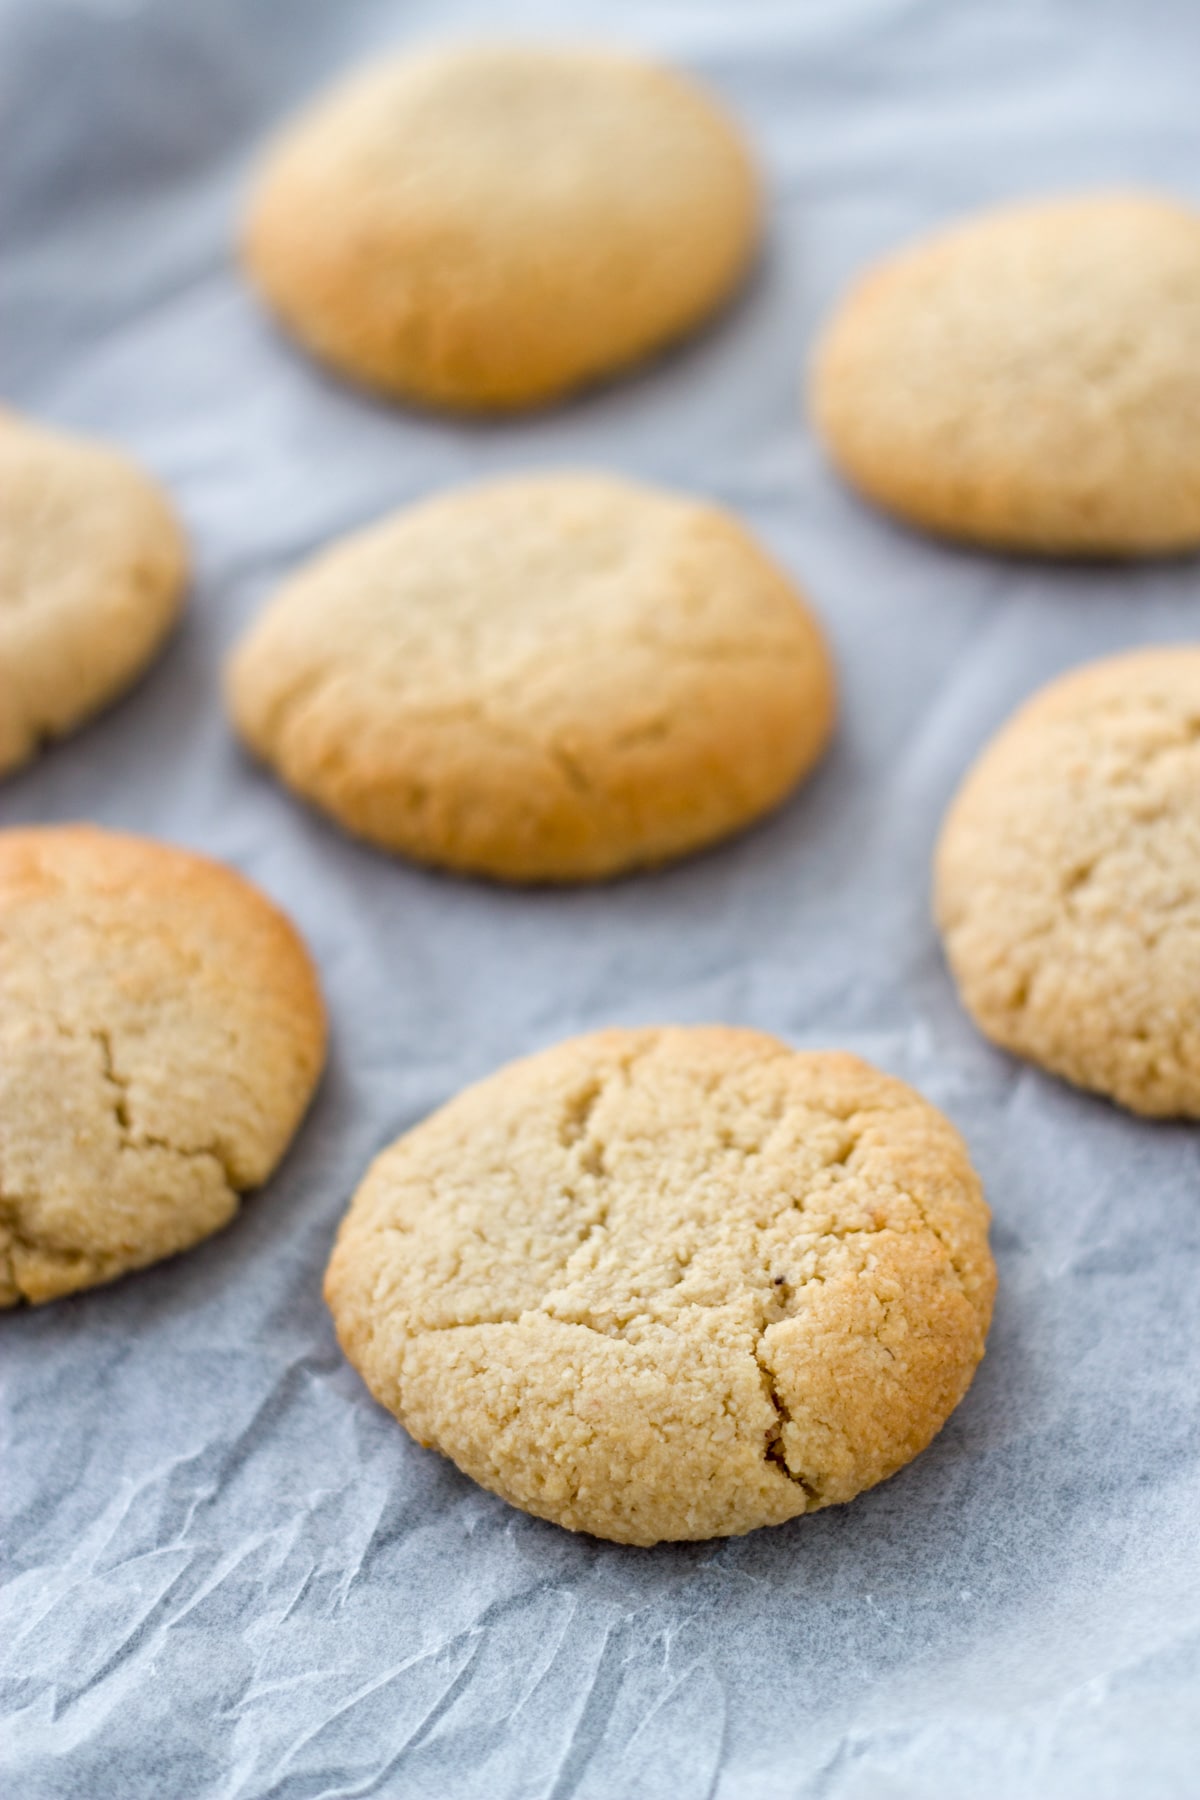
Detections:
2,1,1199,1794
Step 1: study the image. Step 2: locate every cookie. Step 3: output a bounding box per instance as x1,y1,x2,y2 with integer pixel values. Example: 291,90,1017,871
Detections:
325,1026,994,1545
0,826,326,1306
937,647,1200,1115
811,192,1200,556
0,411,187,776
227,473,835,883
243,44,759,411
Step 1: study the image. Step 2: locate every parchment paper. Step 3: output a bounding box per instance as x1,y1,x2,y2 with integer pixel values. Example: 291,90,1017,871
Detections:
3,1,1199,1794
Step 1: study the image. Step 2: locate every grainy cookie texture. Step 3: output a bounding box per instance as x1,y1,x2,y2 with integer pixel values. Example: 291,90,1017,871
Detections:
326,1027,994,1544
0,411,186,776
243,43,759,410
227,474,835,883
937,646,1200,1117
0,826,326,1306
812,191,1200,555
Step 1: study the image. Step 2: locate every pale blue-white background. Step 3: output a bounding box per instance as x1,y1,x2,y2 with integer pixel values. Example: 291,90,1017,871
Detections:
2,1,1198,1794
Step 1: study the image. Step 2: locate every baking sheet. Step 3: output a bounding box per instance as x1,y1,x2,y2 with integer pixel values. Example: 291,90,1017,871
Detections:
3,0,1200,1794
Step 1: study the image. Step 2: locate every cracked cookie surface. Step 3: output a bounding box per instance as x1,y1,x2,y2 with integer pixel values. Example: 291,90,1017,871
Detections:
937,646,1200,1116
812,191,1200,555
325,1026,993,1544
0,825,326,1306
0,410,186,776
243,44,758,411
227,474,835,883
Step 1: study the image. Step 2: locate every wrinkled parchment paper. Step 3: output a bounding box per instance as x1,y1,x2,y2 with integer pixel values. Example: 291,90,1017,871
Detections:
3,1,1200,1793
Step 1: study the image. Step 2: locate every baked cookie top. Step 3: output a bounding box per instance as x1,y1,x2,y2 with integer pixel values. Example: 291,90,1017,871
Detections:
937,646,1200,1115
227,473,835,883
0,411,186,776
0,826,326,1306
243,43,759,410
325,1026,994,1544
812,191,1200,555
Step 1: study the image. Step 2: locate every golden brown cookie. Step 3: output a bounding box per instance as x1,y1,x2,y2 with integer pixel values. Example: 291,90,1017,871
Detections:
226,473,835,883
243,43,759,411
0,410,187,776
0,825,326,1305
325,1026,994,1545
811,192,1200,555
936,646,1200,1115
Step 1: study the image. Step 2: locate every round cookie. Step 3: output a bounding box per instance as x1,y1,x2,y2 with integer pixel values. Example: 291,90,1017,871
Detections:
243,44,759,411
325,1026,994,1545
0,826,326,1306
0,411,186,776
811,191,1200,556
227,473,835,883
936,647,1200,1116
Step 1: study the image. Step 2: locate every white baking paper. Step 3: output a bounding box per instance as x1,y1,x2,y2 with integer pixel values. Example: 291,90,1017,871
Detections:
2,0,1199,1793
